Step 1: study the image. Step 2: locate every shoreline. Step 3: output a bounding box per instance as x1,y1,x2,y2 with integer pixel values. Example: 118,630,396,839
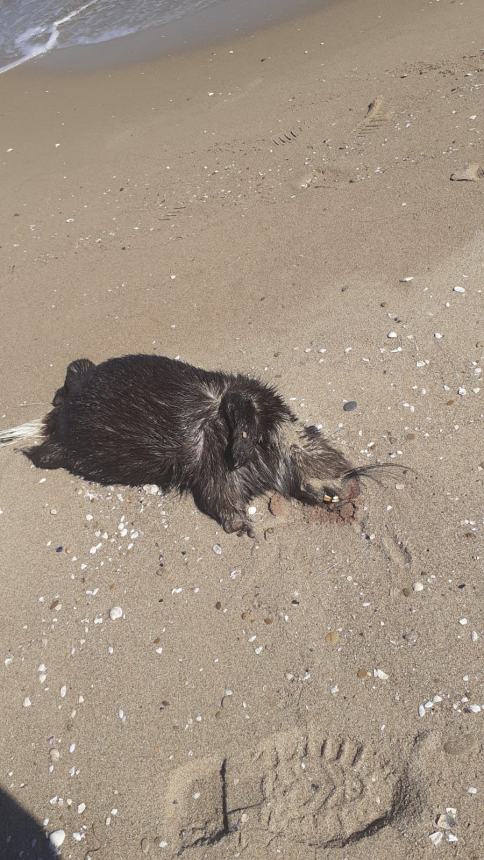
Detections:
0,0,331,77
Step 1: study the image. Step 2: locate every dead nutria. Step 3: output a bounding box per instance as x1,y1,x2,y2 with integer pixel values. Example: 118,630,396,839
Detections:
0,354,382,536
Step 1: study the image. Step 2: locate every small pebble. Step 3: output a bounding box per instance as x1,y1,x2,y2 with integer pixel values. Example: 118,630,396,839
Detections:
399,276,414,283
387,331,398,339
453,286,465,293
212,544,222,555
374,668,389,680
429,831,443,846
413,582,424,592
77,802,86,814
143,484,159,495
23,697,32,708
109,606,123,621
343,400,357,412
434,332,444,340
49,830,65,849
458,387,466,396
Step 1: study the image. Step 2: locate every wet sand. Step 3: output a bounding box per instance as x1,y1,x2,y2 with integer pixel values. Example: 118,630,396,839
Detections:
0,0,482,857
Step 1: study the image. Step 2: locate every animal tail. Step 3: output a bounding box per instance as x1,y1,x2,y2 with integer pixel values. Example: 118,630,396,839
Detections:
0,419,44,447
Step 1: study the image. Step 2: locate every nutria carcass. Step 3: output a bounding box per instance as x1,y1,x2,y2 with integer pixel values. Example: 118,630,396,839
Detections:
0,354,392,536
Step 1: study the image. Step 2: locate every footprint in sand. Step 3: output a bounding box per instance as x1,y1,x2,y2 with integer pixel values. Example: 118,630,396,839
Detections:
355,95,391,140
271,127,301,146
380,527,413,573
161,728,415,854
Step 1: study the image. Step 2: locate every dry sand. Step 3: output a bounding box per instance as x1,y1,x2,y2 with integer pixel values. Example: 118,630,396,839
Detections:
0,0,483,857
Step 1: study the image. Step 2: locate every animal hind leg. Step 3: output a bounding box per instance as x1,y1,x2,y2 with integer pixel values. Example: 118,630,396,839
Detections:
24,440,67,470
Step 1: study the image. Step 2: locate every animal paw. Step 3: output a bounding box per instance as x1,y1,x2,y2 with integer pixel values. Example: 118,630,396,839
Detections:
223,516,255,538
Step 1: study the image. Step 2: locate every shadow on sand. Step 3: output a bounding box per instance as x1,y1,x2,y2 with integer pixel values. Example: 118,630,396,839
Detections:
0,786,57,859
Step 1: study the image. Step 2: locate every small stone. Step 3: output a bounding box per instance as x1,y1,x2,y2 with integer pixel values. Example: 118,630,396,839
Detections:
418,704,426,718
399,276,414,283
77,802,86,814
212,544,222,555
436,809,457,830
23,697,32,708
324,631,339,644
434,332,443,340
374,668,389,680
466,704,481,713
387,330,398,339
357,668,370,679
248,505,257,516
459,617,468,625
109,606,123,621
453,286,465,293
49,830,65,849
343,400,357,412
458,387,466,396
402,587,412,597
141,837,151,854
143,484,159,495
429,831,443,846
413,581,424,592
468,786,478,795
49,749,60,762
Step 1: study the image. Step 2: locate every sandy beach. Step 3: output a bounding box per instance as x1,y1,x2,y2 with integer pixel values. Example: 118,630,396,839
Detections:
0,0,483,857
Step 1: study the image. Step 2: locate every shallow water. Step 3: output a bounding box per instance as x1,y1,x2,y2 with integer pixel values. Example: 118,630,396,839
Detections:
0,0,325,75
